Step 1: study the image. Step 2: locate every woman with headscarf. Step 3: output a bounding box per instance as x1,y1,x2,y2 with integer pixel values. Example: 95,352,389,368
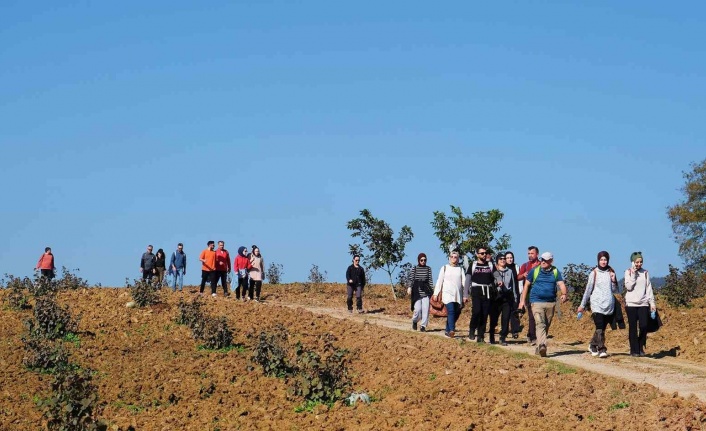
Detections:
432,250,466,338
407,253,433,332
624,252,656,357
577,251,620,358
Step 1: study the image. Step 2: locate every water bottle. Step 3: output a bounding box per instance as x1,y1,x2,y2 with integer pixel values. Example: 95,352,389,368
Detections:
650,311,656,320
577,311,583,320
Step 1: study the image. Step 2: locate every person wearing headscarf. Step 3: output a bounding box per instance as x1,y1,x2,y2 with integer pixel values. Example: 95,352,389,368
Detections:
624,252,656,357
578,251,620,358
407,253,433,332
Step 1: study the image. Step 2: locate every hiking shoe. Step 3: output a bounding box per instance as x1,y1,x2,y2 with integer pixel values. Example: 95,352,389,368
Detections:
420,326,426,332
412,322,418,331
538,344,547,357
599,351,608,358
588,345,599,357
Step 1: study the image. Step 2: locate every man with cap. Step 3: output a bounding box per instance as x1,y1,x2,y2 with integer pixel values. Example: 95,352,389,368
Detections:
518,251,568,357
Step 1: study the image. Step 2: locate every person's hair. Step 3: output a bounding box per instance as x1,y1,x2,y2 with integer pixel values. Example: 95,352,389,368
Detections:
177,243,183,247
218,241,224,245
207,241,215,246
45,247,51,252
156,248,164,258
528,246,539,253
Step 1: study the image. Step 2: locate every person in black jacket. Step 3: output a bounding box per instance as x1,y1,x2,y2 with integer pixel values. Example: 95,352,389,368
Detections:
346,255,366,313
406,253,433,332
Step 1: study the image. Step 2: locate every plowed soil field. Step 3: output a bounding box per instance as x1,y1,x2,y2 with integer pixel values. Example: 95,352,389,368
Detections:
2,283,706,430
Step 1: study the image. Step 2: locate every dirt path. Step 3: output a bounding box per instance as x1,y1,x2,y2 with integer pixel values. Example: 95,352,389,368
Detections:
275,301,706,402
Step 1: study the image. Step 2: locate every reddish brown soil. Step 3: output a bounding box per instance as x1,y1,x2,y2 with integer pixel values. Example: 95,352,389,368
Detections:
1,284,706,430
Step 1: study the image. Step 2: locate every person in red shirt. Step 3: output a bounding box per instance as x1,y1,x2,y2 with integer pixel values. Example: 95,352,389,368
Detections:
214,241,232,297
233,246,251,301
199,241,217,297
35,247,56,279
517,246,541,345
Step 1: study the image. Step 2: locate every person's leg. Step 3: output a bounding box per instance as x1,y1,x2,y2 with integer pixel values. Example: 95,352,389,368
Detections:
420,296,430,330
636,306,650,355
526,298,536,343
356,286,363,311
346,285,353,311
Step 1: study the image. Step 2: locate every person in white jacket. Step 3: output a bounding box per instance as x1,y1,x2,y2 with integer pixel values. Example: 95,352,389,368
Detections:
432,250,466,338
624,252,656,357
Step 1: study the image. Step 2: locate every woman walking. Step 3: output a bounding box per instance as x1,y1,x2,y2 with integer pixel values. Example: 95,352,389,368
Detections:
624,252,656,357
432,250,466,338
577,251,620,358
407,253,433,332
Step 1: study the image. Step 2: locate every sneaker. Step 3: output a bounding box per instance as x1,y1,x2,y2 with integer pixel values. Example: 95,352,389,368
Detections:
588,345,599,357
412,322,418,331
538,344,547,357
420,326,426,332
599,351,608,358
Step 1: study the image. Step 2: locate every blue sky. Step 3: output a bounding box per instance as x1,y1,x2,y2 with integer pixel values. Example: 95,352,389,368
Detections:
1,1,704,287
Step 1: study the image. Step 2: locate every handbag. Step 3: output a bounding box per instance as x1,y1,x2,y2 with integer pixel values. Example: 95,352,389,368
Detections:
646,310,662,333
429,265,448,317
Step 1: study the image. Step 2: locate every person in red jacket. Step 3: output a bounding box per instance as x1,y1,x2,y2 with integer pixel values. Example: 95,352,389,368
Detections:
214,241,232,297
233,246,251,301
35,247,56,279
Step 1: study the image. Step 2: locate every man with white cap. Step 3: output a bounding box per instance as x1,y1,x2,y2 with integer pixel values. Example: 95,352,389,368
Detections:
518,251,568,357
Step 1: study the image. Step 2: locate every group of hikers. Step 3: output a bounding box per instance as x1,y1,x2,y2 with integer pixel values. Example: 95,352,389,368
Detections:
138,241,266,301
390,246,656,358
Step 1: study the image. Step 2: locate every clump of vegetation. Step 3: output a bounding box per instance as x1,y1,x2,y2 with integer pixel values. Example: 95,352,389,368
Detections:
252,326,293,378
126,278,161,307
290,336,351,406
200,316,234,350
28,296,79,340
176,297,206,328
40,365,106,431
562,263,593,308
22,335,70,372
266,262,284,284
307,264,328,285
662,265,706,307
2,274,32,310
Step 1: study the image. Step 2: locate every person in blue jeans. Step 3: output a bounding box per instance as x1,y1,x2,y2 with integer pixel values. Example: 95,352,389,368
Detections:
169,243,187,292
432,250,466,338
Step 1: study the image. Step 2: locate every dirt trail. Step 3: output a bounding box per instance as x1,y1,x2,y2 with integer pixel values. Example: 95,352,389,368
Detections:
275,301,706,402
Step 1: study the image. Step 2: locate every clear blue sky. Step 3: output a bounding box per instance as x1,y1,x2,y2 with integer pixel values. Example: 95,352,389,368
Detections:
1,1,704,287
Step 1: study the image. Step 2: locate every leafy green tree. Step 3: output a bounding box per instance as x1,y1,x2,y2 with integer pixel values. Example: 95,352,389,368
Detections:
431,206,511,266
668,158,706,272
347,209,414,300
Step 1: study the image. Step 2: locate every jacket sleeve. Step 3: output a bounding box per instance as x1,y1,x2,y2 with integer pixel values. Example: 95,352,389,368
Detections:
580,270,594,309
624,268,638,292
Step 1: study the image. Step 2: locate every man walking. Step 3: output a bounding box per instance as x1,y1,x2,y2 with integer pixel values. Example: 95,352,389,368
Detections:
517,246,541,345
170,243,187,292
518,252,568,357
214,241,232,296
140,245,156,282
199,241,217,297
35,247,56,279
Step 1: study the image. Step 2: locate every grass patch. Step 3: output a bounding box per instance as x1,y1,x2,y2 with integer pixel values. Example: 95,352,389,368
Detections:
197,343,246,354
609,401,629,412
544,362,577,375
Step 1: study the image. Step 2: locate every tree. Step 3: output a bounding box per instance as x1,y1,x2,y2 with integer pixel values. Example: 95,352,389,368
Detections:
668,158,706,272
347,209,414,300
431,206,511,267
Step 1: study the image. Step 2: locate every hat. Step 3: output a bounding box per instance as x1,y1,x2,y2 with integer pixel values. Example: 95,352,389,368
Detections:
540,252,554,261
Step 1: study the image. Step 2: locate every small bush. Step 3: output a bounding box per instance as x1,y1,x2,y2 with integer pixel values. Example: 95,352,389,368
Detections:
307,265,328,284
40,365,106,431
22,335,70,372
562,263,593,308
30,296,79,340
266,262,284,284
176,297,206,328
662,265,706,307
252,326,293,377
200,316,234,350
2,274,32,310
127,278,161,307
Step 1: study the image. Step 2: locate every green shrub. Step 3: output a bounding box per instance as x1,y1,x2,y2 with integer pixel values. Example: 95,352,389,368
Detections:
662,265,706,307
29,296,79,340
40,365,106,431
126,278,161,307
22,335,70,372
252,326,293,377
